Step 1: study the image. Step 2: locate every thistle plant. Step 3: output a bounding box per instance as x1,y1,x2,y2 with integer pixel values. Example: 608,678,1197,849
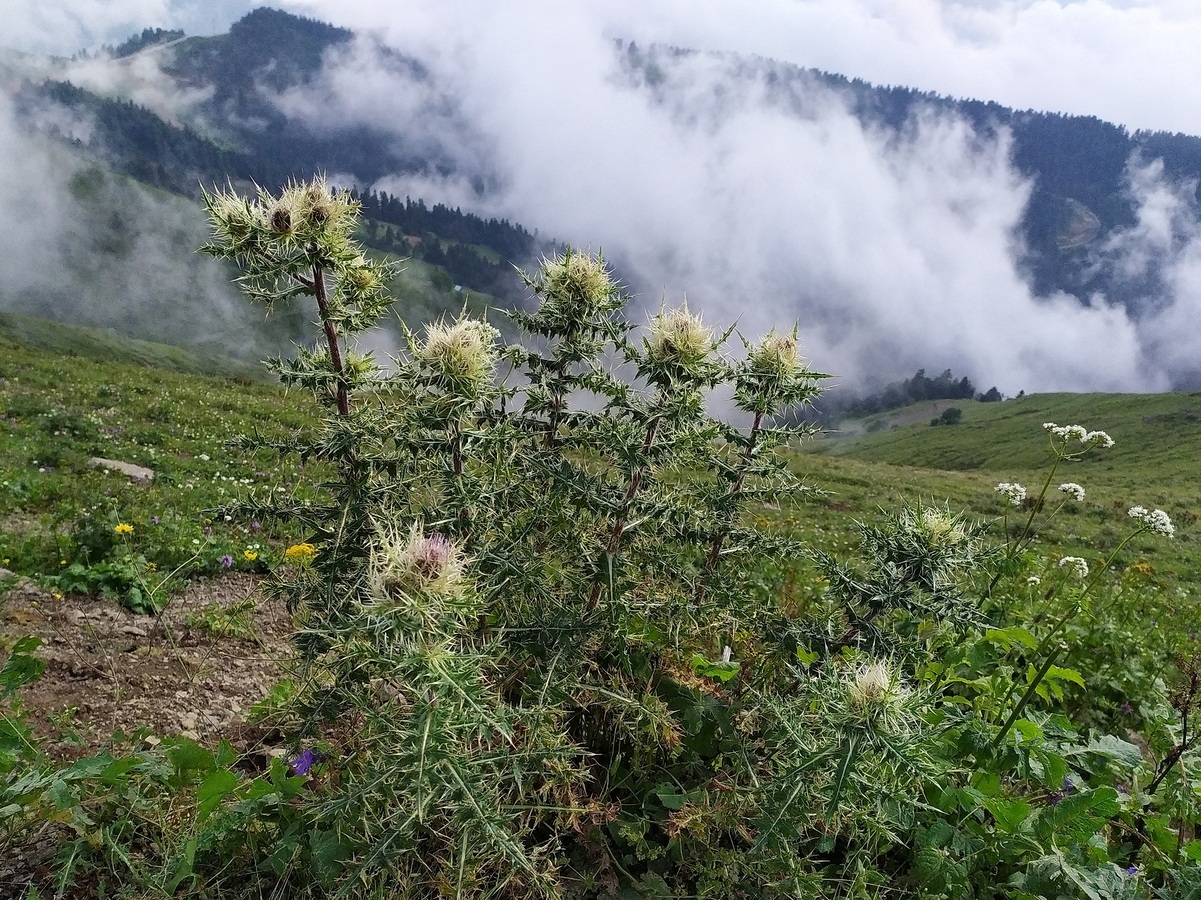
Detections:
198,178,1197,898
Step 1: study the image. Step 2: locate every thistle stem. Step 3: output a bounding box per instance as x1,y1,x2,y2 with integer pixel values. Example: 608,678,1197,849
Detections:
587,414,661,610
309,260,350,418
697,408,765,604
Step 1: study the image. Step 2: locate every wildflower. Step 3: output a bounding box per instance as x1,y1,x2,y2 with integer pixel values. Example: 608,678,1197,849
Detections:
244,549,258,561
1057,482,1085,501
1026,575,1041,586
416,318,500,390
747,329,803,379
290,748,321,777
994,482,1026,507
150,516,160,525
916,507,968,548
368,520,466,607
1128,506,1175,537
220,554,234,569
845,660,907,715
1042,422,1114,449
536,249,617,308
1058,556,1089,579
114,523,134,535
251,520,262,532
284,542,318,564
1125,866,1139,876
647,305,712,366
1120,701,1134,715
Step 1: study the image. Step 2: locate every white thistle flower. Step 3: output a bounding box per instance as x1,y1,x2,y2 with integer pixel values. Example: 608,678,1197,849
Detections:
747,329,803,378
1058,556,1089,579
1057,483,1086,501
648,305,712,365
417,318,500,389
367,519,468,613
995,482,1027,507
846,660,907,712
537,249,616,304
917,507,968,548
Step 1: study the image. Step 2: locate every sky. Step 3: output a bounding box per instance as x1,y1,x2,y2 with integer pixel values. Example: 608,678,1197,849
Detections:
6,1,1201,393
12,0,1201,137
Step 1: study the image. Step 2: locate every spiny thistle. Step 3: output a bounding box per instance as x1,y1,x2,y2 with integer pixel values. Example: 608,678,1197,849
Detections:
646,304,713,367
415,317,500,393
367,519,468,607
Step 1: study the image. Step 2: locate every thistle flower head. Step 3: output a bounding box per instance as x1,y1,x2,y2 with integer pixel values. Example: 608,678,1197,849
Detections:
207,189,261,239
368,520,467,608
915,507,968,549
647,305,712,366
416,318,500,391
845,660,908,717
747,329,804,378
536,249,617,309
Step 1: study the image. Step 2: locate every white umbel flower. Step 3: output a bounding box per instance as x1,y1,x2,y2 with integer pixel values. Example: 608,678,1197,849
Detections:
995,482,1027,507
1058,556,1089,579
1057,483,1086,501
1129,506,1175,537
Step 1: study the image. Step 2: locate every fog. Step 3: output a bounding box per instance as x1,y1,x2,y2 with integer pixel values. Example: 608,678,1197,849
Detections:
261,14,1175,392
9,0,1201,391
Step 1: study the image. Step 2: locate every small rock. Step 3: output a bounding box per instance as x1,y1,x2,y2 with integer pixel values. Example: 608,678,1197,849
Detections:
87,457,155,484
121,625,147,637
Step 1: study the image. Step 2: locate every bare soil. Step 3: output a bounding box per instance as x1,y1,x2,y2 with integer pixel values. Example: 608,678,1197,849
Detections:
1,573,294,760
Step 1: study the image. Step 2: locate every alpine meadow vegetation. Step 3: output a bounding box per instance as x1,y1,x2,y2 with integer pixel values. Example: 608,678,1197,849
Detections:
1,177,1199,899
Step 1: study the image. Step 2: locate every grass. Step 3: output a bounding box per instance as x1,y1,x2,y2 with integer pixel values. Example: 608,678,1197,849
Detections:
0,330,324,597
2,327,1199,607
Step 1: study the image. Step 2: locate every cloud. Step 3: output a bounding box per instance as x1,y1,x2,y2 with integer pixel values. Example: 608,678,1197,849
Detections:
267,3,1162,393
5,0,254,57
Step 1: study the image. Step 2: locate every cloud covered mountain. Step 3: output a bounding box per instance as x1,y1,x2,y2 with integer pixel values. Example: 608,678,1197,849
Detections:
8,6,1201,392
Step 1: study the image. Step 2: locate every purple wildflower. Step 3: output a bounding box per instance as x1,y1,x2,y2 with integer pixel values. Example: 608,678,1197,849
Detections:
290,748,320,776
1121,701,1134,715
1125,865,1139,876
250,520,262,532
220,554,234,569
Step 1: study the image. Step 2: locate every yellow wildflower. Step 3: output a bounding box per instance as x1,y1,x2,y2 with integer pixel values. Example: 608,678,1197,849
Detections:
114,523,134,535
244,549,259,561
284,543,317,564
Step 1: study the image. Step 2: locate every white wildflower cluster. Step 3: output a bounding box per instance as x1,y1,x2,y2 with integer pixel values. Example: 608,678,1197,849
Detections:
1058,556,1089,579
1057,482,1086,502
1128,506,1176,538
1042,422,1115,449
995,482,1027,507
1026,575,1042,586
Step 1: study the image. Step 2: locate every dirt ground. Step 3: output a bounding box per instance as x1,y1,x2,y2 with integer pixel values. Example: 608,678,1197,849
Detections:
0,574,297,898
0,573,294,760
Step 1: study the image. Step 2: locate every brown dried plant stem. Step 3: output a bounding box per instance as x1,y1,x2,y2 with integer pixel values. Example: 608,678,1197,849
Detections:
302,258,350,418
587,414,661,611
